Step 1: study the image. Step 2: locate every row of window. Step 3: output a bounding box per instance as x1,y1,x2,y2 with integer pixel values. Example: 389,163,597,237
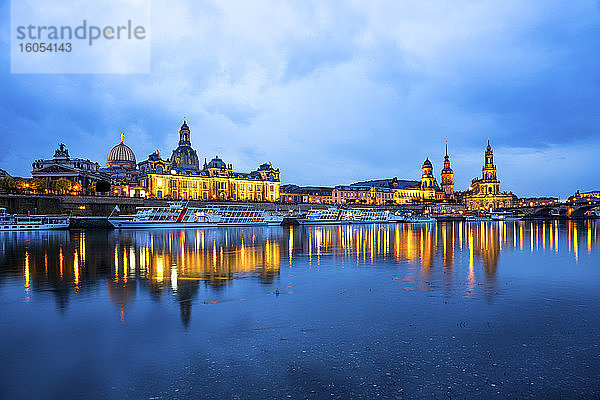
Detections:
161,178,275,192
157,191,276,201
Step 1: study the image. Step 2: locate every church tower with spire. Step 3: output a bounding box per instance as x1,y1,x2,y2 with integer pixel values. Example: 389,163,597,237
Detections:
440,142,454,197
463,139,513,211
480,139,499,194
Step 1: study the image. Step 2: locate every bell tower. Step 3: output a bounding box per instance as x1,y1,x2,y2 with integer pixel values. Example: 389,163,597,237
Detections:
480,139,499,194
178,118,191,146
421,157,435,189
441,142,454,197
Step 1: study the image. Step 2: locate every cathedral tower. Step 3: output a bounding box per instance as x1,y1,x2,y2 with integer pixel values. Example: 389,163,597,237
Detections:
440,142,454,197
480,139,499,194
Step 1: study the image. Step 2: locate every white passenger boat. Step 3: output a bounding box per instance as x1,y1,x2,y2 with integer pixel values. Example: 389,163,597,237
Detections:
297,207,404,225
109,203,284,229
0,208,70,231
465,214,492,222
490,212,521,222
404,215,436,223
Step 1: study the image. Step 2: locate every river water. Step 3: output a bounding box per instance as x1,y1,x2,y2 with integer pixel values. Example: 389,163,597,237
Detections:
1,221,599,399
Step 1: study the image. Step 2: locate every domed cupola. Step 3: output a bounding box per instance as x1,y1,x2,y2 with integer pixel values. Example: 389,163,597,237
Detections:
421,156,435,189
207,156,227,169
170,118,200,172
107,132,136,170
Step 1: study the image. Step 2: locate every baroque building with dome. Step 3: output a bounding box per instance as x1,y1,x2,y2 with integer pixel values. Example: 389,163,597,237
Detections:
138,120,281,201
105,133,138,180
103,133,146,197
463,140,513,210
169,120,200,173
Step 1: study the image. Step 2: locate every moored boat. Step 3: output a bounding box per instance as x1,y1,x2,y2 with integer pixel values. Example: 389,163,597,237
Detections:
108,203,283,229
404,214,436,223
465,213,492,222
297,207,405,225
490,211,521,222
0,208,70,231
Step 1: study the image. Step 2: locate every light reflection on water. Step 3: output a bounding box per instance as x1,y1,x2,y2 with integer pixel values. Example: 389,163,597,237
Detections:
1,220,599,399
2,220,599,321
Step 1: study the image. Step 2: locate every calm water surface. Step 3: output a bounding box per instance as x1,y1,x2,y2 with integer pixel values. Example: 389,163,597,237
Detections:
1,221,599,399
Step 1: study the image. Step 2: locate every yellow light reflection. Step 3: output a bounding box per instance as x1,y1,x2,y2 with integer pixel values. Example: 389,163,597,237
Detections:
73,250,79,288
24,251,30,301
574,224,579,262
59,247,64,280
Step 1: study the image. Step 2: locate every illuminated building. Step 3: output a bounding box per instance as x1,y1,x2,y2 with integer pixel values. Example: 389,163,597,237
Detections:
332,156,447,205
440,142,454,198
568,190,600,204
138,150,170,175
332,181,396,205
31,143,105,190
103,133,145,197
139,120,281,201
463,140,513,210
280,185,334,203
105,132,137,178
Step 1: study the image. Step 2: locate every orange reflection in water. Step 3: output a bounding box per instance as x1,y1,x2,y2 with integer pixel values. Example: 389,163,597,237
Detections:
24,251,30,301
8,221,599,326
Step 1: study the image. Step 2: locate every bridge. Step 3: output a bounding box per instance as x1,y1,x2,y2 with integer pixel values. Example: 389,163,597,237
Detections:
502,199,600,219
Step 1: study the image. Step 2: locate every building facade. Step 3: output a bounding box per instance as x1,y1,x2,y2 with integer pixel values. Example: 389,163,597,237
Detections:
138,150,170,175
280,185,334,204
139,120,280,201
333,179,398,205
568,190,600,204
463,140,513,210
332,171,446,206
31,143,106,191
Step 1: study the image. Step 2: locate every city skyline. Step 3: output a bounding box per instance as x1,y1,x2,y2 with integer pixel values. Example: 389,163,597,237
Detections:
15,125,570,200
2,1,599,198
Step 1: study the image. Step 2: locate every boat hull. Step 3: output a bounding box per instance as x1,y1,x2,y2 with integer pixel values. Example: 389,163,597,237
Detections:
297,219,403,225
109,220,282,229
0,222,70,231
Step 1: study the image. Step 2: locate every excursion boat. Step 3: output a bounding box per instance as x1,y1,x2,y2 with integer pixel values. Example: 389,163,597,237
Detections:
297,207,404,225
0,208,70,231
464,212,520,222
465,214,492,222
404,215,436,223
108,203,284,229
490,212,521,222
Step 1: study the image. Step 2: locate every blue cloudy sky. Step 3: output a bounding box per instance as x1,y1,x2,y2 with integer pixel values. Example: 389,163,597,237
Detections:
1,0,599,198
